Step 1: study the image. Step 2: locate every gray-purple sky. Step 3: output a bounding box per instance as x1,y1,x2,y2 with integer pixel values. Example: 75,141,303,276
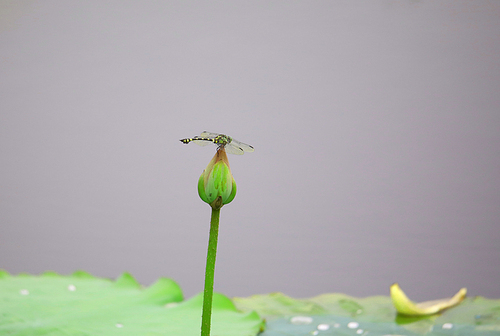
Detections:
1,1,499,301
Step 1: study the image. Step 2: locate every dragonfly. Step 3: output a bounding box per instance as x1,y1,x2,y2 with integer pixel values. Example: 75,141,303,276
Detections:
180,131,254,155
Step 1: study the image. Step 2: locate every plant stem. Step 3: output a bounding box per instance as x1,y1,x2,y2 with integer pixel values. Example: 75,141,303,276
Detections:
201,207,221,336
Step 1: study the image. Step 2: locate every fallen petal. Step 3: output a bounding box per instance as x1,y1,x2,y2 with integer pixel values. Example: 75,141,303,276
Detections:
390,283,467,316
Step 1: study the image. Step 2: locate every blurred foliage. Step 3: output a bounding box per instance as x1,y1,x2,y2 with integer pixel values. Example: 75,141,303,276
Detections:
2,270,499,335
234,292,500,335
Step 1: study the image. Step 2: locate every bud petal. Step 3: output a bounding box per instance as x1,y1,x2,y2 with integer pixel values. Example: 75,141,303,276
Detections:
198,148,237,208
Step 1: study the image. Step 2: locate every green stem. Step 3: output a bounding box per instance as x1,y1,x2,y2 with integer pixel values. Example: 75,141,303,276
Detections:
201,206,221,336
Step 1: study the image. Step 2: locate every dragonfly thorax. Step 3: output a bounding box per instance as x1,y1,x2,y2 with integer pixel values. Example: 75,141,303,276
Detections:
214,134,232,146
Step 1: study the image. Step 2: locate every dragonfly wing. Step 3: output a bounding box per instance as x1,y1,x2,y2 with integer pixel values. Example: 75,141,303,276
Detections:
200,131,219,138
192,139,213,147
224,144,245,155
231,139,255,153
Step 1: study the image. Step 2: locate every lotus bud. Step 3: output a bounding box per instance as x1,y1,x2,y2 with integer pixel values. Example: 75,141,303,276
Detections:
198,148,237,209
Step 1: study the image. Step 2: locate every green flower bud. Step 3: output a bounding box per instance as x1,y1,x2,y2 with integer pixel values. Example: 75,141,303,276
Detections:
198,148,237,209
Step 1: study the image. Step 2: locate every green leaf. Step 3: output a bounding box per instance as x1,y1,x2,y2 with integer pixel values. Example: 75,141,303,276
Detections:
0,270,264,336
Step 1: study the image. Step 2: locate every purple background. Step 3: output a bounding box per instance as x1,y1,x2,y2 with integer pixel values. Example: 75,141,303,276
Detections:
1,1,499,301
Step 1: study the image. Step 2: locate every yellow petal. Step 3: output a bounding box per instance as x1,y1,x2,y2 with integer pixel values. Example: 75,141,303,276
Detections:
390,283,467,316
